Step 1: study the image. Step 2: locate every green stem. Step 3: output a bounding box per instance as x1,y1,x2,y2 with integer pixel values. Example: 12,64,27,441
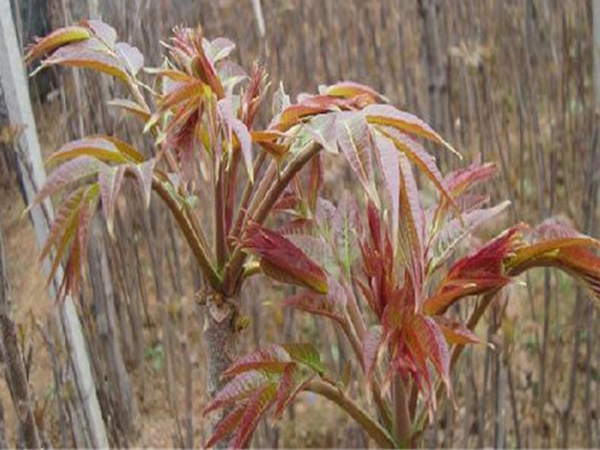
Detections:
151,177,221,290
306,379,397,448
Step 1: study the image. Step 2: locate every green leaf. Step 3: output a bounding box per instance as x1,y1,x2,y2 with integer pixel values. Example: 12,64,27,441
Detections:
282,343,325,375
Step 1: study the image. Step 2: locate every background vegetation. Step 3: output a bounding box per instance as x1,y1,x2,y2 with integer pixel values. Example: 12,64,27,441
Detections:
0,0,598,447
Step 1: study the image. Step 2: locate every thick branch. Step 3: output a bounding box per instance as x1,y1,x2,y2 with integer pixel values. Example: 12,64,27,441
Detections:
306,378,396,448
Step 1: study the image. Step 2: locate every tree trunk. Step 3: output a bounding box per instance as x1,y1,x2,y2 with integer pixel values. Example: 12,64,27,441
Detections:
203,294,240,445
0,0,108,446
0,210,40,449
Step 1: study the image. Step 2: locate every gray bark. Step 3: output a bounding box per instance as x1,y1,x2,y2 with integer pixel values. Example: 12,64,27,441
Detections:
0,0,108,446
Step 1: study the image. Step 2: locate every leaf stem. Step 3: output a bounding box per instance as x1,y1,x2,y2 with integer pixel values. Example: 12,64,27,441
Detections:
305,378,397,448
151,177,221,290
223,142,321,294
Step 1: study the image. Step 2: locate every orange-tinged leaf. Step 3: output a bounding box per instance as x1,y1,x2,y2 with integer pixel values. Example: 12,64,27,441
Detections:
158,80,203,111
324,81,388,104
47,137,128,166
364,104,461,157
379,127,454,206
505,221,600,304
25,26,91,64
243,223,329,294
251,130,287,157
103,136,145,163
107,99,151,123
433,316,483,345
273,104,328,132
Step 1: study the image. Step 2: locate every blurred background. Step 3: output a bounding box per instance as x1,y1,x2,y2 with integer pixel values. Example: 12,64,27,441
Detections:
0,0,599,448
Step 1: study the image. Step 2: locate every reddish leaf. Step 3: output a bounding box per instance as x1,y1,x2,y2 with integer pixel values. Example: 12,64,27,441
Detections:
218,97,253,182
433,316,483,345
362,326,383,377
131,159,156,208
272,371,314,420
446,160,497,197
424,226,522,315
430,201,511,271
203,371,270,414
231,384,277,448
398,152,425,290
505,221,600,303
223,345,292,378
39,187,86,263
283,278,346,327
98,165,126,236
204,405,245,449
336,113,378,204
76,184,100,280
243,223,329,294
31,156,105,207
190,44,224,98
374,133,400,247
411,315,451,394
38,43,130,82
